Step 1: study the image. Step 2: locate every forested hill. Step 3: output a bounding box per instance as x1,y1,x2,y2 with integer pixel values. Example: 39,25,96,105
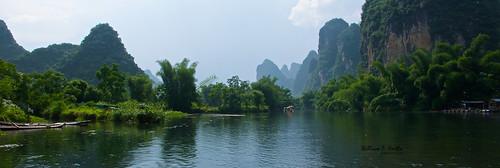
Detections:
360,0,500,70
0,20,144,85
0,20,28,60
59,23,143,84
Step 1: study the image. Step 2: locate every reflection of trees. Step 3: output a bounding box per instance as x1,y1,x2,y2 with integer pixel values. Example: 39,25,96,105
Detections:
161,117,197,167
0,122,157,167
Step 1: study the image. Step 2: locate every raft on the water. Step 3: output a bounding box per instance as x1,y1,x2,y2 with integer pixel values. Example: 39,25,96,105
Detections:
0,123,64,130
0,120,90,131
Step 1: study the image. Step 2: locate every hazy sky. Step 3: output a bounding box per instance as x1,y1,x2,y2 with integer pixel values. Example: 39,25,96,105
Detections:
0,0,364,82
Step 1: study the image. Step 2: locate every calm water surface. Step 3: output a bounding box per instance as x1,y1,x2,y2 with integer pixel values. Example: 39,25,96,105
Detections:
1,111,499,167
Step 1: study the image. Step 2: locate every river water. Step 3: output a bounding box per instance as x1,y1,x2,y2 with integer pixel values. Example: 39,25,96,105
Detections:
1,111,499,167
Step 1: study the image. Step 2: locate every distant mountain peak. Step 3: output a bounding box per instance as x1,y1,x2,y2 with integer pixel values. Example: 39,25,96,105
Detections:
59,23,143,84
256,59,293,89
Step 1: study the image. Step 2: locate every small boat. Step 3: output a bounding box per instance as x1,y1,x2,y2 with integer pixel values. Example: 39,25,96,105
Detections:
0,123,64,131
0,120,90,130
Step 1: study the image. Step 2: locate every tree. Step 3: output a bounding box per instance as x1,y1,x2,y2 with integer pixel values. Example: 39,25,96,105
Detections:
96,63,127,103
126,73,155,102
251,76,289,111
157,58,198,112
65,79,101,103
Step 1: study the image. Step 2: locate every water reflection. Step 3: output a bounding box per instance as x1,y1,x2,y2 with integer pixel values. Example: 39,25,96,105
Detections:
0,112,499,167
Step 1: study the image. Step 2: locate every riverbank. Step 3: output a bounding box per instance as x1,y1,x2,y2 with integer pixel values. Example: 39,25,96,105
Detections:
1,100,188,124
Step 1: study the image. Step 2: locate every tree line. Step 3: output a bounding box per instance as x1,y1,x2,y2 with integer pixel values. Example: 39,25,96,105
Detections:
0,57,295,122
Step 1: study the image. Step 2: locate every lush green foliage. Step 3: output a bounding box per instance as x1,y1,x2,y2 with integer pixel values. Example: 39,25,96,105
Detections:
157,58,198,112
312,34,500,112
9,43,78,73
127,73,155,102
199,75,295,113
0,58,190,122
109,101,187,123
96,63,127,103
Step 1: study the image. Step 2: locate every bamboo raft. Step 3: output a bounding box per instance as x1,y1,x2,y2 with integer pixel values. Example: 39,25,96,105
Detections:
0,120,90,131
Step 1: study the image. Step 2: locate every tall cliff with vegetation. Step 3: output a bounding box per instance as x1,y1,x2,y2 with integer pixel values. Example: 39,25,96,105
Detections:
304,18,361,92
360,0,500,70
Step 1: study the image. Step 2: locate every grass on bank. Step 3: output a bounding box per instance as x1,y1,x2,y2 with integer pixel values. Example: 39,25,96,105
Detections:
1,100,187,123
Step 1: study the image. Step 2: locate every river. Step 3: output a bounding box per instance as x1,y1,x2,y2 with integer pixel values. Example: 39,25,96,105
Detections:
1,111,499,167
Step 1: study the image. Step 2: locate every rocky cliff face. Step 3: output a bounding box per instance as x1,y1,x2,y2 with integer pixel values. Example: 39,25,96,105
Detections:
360,0,500,69
292,50,318,96
303,18,361,92
333,23,361,77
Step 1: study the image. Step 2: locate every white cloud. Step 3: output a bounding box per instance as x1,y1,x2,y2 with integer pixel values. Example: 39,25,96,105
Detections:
288,0,363,28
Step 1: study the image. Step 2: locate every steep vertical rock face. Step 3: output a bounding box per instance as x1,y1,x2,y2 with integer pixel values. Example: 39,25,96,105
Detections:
317,19,349,83
0,19,28,60
60,23,143,84
360,0,500,69
303,18,361,92
333,23,362,77
292,50,318,96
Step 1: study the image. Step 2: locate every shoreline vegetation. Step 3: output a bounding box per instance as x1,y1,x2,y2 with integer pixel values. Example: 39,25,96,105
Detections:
0,57,295,124
1,35,499,124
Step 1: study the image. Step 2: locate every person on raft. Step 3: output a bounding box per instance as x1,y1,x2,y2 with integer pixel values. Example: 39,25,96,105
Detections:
284,106,294,113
